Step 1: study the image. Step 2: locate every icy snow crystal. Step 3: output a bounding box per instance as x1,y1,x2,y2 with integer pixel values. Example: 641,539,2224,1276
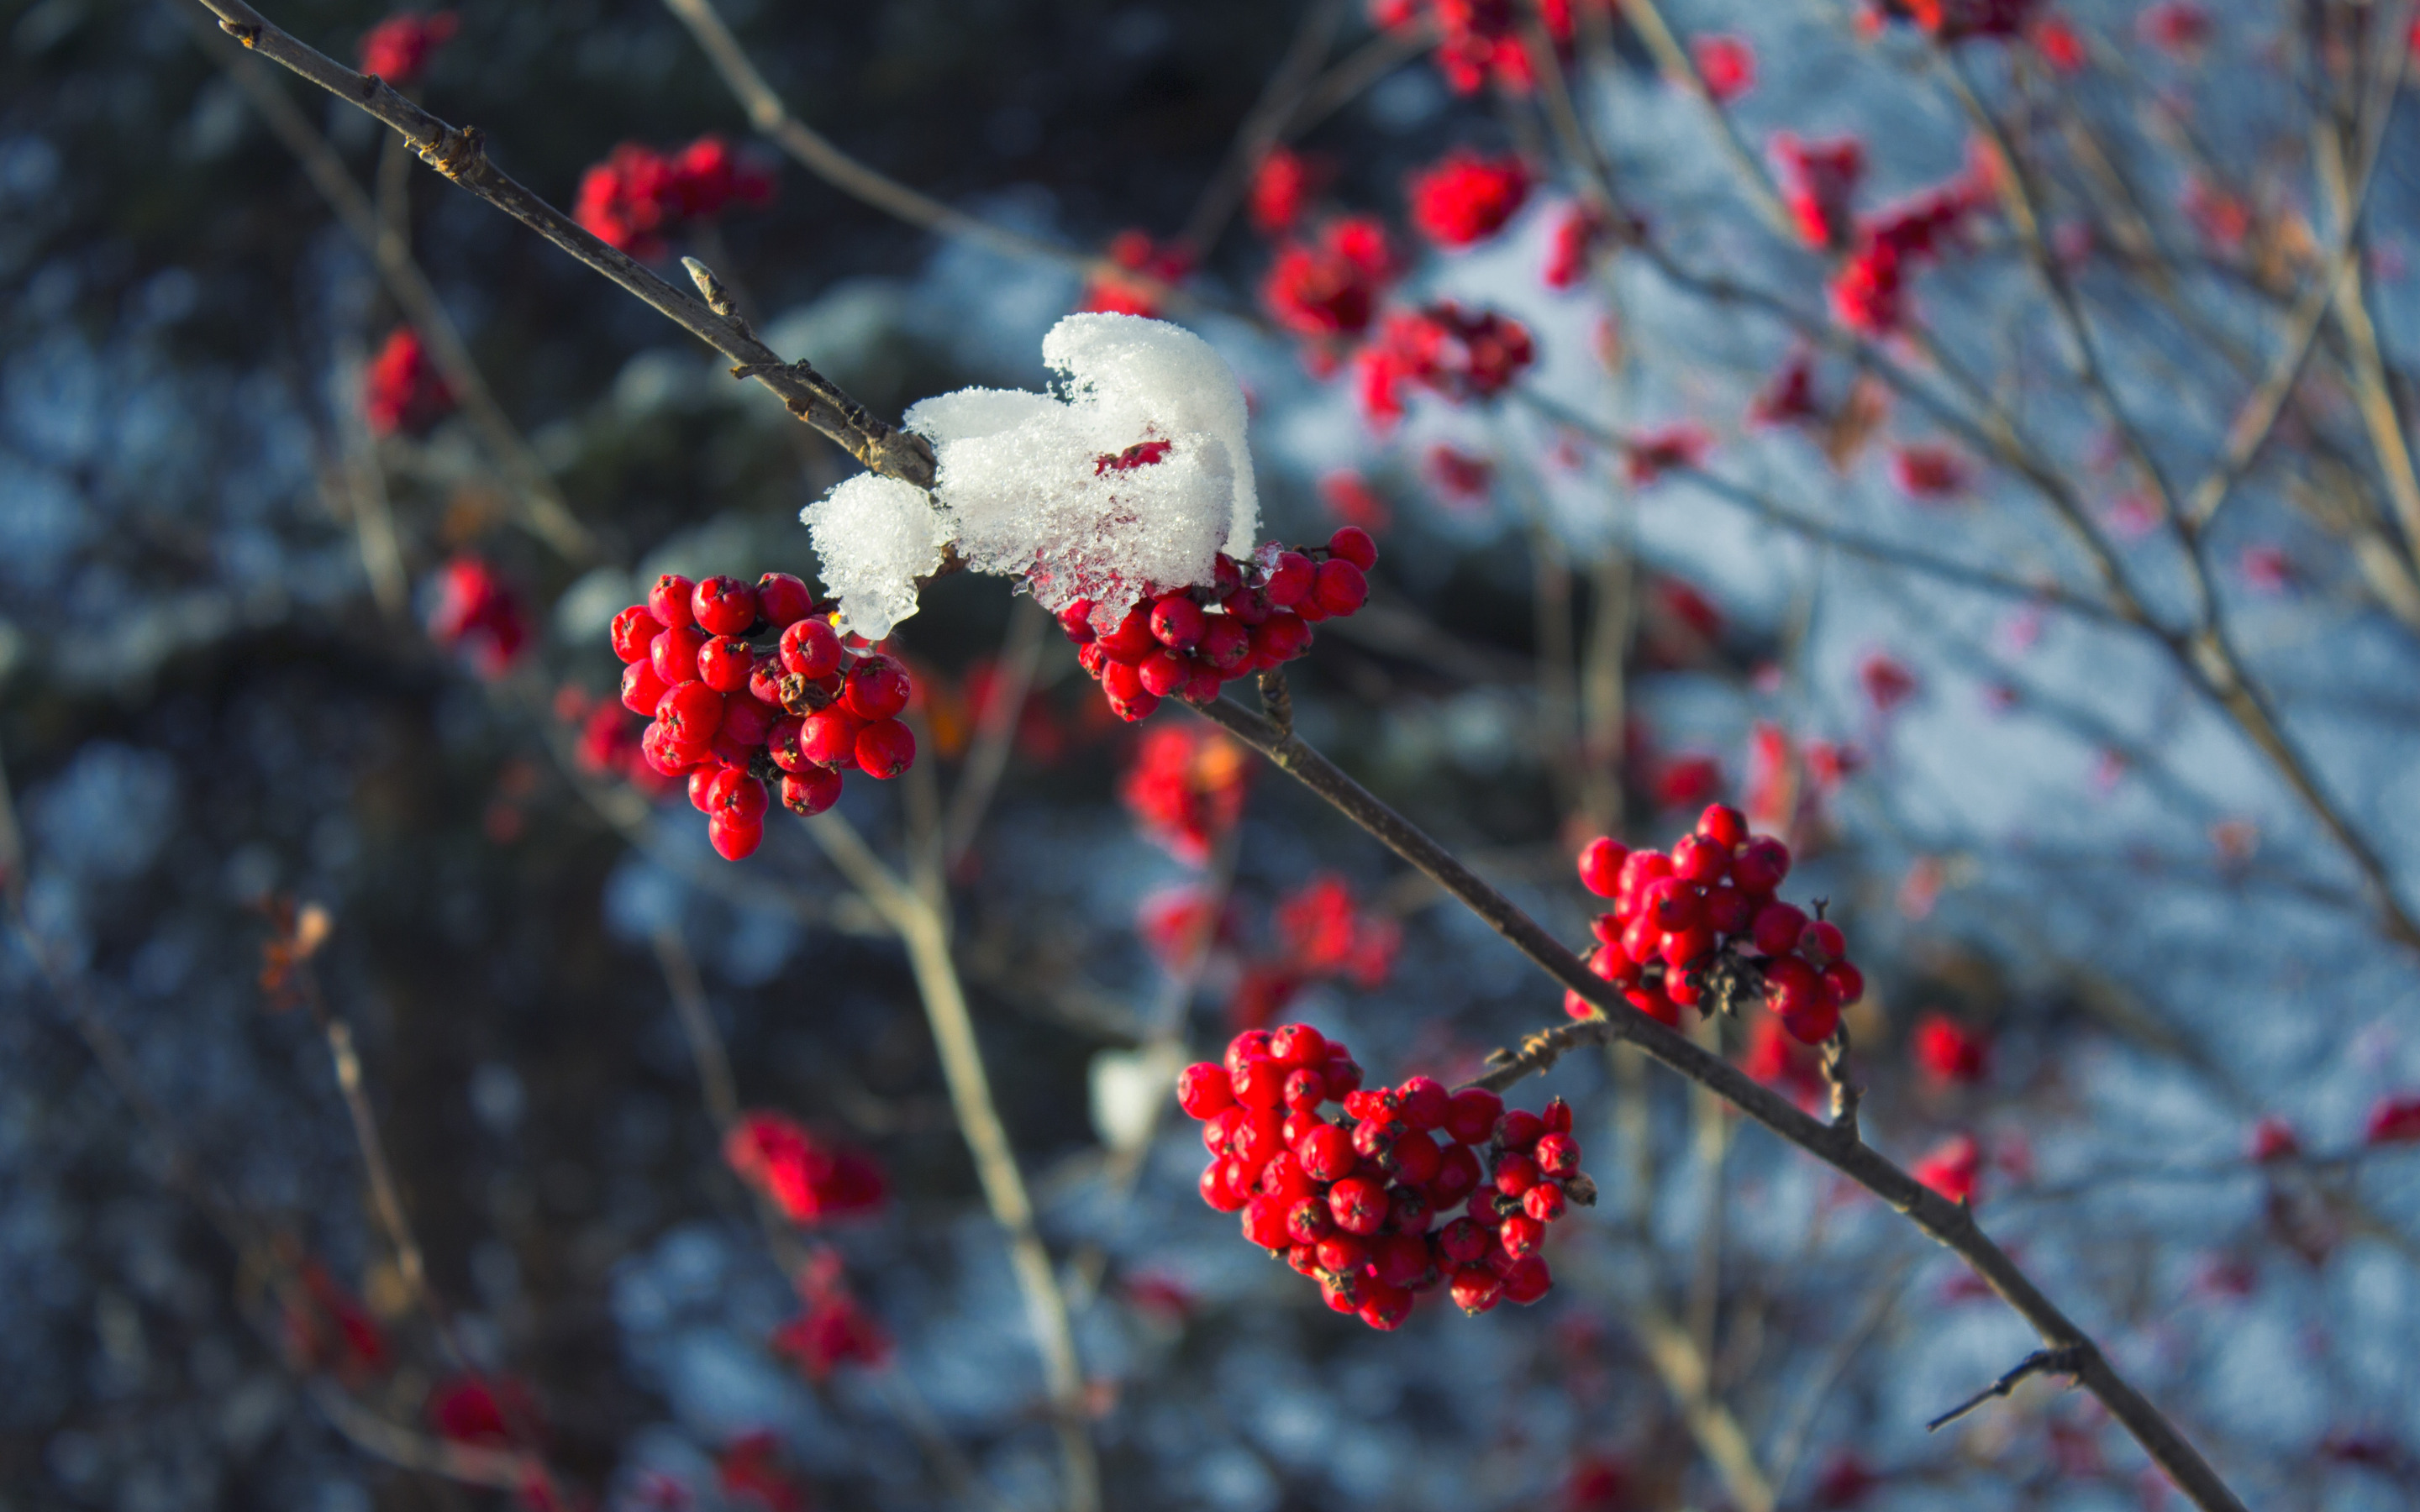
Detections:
799,313,1257,635
800,473,947,639
907,312,1257,625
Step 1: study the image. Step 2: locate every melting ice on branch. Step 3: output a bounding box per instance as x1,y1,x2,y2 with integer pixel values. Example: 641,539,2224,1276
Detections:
801,313,1257,637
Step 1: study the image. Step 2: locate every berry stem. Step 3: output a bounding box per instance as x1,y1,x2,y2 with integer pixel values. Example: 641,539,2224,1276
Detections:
1188,694,2248,1512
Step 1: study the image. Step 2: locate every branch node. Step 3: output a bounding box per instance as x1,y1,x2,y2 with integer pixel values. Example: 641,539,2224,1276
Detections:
1926,1344,2091,1431
358,71,383,100
681,255,755,338
1821,1024,1862,1145
1257,666,1293,737
220,18,261,45
414,125,486,182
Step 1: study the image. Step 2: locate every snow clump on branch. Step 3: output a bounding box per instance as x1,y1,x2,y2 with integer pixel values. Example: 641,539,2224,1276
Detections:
801,313,1257,638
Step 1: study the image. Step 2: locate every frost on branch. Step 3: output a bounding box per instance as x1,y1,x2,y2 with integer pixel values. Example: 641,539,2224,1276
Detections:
903,312,1258,627
800,474,946,640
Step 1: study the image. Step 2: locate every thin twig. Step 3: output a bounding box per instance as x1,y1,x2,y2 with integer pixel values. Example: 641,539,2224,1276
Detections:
189,0,936,486
804,811,1099,1512
1177,0,1350,255
1927,1345,2090,1431
1184,695,2247,1512
944,596,1050,870
178,5,599,561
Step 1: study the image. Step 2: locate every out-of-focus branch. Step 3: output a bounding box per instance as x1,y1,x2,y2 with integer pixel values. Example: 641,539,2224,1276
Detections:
1607,0,1794,238
944,597,1050,871
188,0,937,487
804,811,1099,1512
180,7,600,562
1186,696,2247,1512
1178,0,1351,255
1633,1299,1776,1512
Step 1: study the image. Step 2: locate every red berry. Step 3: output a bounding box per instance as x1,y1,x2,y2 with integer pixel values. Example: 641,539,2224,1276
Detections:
1752,901,1808,956
1733,835,1791,891
1450,1266,1503,1314
1197,616,1250,671
706,769,766,822
1149,594,1207,652
1542,1098,1571,1135
1286,1196,1335,1246
844,656,912,722
756,573,814,628
692,575,760,637
1322,1052,1364,1098
1443,1088,1503,1147
1316,1234,1369,1274
1328,526,1379,570
621,659,670,717
1673,834,1730,885
799,708,862,769
1783,995,1840,1044
1097,605,1158,662
766,717,808,773
1697,803,1748,847
1626,983,1681,1025
720,694,775,749
1372,1231,1429,1288
610,605,663,663
1057,601,1097,643
1264,552,1315,607
1250,612,1312,663
1268,1023,1328,1068
1281,1109,1323,1147
1232,1109,1284,1171
1576,836,1628,897
1494,1151,1541,1198
1764,955,1820,1017
647,573,697,630
642,720,703,775
1495,1109,1544,1152
1648,878,1704,932
707,811,763,861
1804,920,1847,963
651,624,707,688
1704,885,1753,935
1502,1255,1552,1305
1357,1282,1413,1331
1231,1055,1288,1109
854,719,916,779
1198,1163,1246,1213
655,680,725,745
1225,1030,1274,1076
1388,1130,1443,1187
698,636,754,693
1258,1150,1314,1202
687,769,718,813
780,768,842,816
1282,1068,1328,1109
1329,1177,1389,1236
1223,581,1273,627
1660,926,1714,972
1396,1076,1449,1131
746,654,786,707
1139,649,1189,697
1523,1184,1566,1223
1101,658,1147,704
779,618,843,680
1822,959,1865,1006
1297,1122,1355,1182
1437,1216,1489,1266
1533,1131,1581,1179
1499,1213,1544,1257
1311,558,1368,616
1178,1063,1234,1119
1242,1195,1290,1251
1351,1118,1398,1163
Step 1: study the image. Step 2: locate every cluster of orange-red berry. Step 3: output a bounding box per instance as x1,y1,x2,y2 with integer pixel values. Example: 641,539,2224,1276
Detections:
610,573,916,861
1181,1025,1591,1331
1570,803,1865,1043
1058,528,1377,722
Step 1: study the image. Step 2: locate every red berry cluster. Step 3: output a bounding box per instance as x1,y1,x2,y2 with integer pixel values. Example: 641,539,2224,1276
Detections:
1570,803,1865,1043
365,327,453,438
1262,217,1400,341
1080,230,1196,319
1358,302,1537,427
1774,134,1866,250
574,136,776,261
1406,150,1531,248
1181,1025,1593,1330
357,10,457,88
1058,530,1379,722
1371,0,1577,96
610,572,919,860
425,555,527,678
